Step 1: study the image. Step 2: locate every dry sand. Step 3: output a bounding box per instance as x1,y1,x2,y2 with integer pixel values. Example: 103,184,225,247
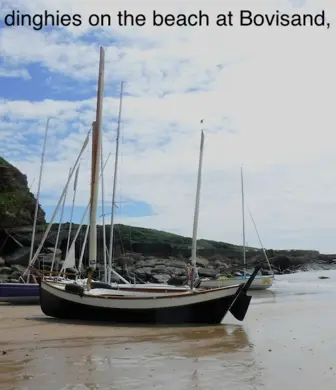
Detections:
1,270,336,390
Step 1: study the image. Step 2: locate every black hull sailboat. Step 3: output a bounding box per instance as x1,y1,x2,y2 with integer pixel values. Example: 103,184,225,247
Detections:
39,47,260,326
39,266,260,325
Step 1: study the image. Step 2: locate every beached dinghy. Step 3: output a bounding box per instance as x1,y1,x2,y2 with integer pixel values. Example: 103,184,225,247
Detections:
39,266,260,324
39,47,259,324
0,280,40,304
200,166,274,291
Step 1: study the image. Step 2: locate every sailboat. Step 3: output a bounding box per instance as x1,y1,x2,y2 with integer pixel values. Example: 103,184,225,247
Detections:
87,80,190,295
200,166,274,291
39,47,261,324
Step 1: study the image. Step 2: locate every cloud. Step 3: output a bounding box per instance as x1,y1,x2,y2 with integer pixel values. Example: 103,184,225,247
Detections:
1,0,336,253
0,66,31,79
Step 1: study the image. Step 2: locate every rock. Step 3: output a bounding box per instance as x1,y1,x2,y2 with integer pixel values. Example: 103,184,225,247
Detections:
271,255,292,271
219,264,230,272
196,257,209,268
154,273,171,283
0,257,5,267
165,259,187,269
198,268,217,278
10,264,26,273
38,252,61,266
135,267,152,275
261,269,273,275
45,247,62,256
3,247,31,266
167,267,186,276
167,276,187,286
9,271,22,280
136,258,158,268
0,266,12,275
153,264,168,274
114,254,135,266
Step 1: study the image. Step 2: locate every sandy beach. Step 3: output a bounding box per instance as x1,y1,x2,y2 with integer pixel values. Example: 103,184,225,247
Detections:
1,270,336,390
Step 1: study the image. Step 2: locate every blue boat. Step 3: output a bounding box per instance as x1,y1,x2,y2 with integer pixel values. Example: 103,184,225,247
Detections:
0,282,40,304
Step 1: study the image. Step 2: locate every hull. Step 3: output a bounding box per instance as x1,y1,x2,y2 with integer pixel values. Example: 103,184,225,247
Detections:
40,280,246,325
0,277,72,304
0,282,40,304
200,275,274,290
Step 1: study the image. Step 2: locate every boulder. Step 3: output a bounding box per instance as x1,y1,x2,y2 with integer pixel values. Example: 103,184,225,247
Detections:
135,267,153,275
0,266,12,275
3,247,31,266
196,257,209,268
154,273,171,283
198,268,217,278
153,264,168,274
10,264,26,274
167,276,187,286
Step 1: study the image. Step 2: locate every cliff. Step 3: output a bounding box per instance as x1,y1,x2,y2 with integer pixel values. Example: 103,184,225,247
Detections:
0,157,45,228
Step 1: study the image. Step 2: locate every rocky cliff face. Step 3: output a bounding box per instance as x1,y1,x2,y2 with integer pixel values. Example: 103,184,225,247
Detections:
0,157,45,228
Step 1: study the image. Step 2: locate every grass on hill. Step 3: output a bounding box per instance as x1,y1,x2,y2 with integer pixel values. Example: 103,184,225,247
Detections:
114,223,257,251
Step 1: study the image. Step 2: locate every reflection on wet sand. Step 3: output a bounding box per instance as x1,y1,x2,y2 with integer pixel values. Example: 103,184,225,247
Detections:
250,288,277,304
174,325,251,356
1,317,261,390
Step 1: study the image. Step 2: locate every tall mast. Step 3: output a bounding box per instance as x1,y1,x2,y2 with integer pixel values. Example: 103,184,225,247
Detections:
107,81,124,285
241,165,246,273
87,46,105,287
191,127,205,290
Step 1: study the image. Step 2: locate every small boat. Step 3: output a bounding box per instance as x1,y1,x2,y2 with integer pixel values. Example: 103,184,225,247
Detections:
39,48,259,325
39,267,260,324
200,167,274,291
0,280,40,304
200,274,273,290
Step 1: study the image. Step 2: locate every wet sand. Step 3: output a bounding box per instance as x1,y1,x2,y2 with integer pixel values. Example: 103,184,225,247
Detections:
1,270,336,390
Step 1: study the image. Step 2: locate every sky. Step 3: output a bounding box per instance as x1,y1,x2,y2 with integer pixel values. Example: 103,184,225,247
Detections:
0,0,336,253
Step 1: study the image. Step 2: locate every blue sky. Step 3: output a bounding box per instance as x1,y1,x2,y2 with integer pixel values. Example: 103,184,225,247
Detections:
43,201,154,225
0,18,157,226
1,0,336,252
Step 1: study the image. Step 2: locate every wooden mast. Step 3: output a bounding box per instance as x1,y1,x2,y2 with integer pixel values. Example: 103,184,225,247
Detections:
87,46,105,288
190,128,205,290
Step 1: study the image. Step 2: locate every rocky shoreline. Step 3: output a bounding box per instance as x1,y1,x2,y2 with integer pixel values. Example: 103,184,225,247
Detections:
1,156,336,285
1,224,336,285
